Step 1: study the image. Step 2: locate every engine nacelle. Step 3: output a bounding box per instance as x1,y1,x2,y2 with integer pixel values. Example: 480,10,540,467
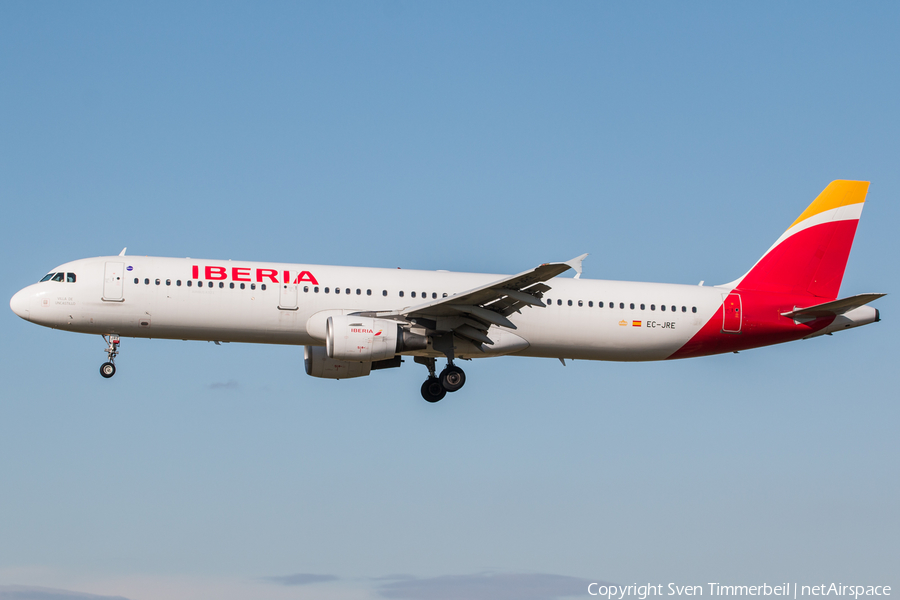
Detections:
304,345,372,379
326,316,426,361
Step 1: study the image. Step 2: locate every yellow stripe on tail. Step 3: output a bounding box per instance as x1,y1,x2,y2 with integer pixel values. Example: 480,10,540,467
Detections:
789,180,869,229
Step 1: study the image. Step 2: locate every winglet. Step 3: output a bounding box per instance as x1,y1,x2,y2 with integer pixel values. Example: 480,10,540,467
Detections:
566,253,588,279
119,247,127,256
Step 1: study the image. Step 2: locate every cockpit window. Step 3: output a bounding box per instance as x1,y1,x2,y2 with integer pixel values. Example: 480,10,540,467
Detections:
67,273,76,283
51,273,65,282
40,273,55,282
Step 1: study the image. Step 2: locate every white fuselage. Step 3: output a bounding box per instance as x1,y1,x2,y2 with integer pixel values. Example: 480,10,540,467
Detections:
12,255,726,362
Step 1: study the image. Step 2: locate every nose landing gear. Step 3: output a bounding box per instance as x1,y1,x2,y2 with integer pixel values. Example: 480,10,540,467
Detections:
416,357,466,402
100,334,120,379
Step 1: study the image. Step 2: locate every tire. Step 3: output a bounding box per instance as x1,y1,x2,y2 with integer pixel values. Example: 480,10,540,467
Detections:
421,378,446,403
100,362,116,378
440,365,466,392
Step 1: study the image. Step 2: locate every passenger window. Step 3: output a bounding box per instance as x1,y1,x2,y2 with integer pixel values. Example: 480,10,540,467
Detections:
567,300,573,306
692,307,697,313
187,280,192,287
208,281,213,288
144,278,150,285
176,280,182,286
578,300,583,307
325,287,330,293
382,290,387,296
619,303,624,309
156,279,161,285
314,286,319,293
557,299,562,306
411,292,416,298
67,273,76,283
432,292,437,299
443,293,448,297
346,289,351,295
641,304,645,310
261,284,266,291
356,289,361,295
421,292,426,298
399,291,404,297
671,306,676,312
219,282,224,288
241,283,246,290
588,301,593,307
598,301,604,308
661,305,666,311
335,287,340,294
251,283,256,290
682,306,686,312
40,273,54,282
304,286,309,293
229,282,234,289
166,279,171,286
134,278,139,284
366,289,371,296
651,304,656,311
630,303,635,309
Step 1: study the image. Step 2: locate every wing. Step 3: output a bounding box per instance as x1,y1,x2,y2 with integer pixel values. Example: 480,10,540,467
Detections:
356,254,588,347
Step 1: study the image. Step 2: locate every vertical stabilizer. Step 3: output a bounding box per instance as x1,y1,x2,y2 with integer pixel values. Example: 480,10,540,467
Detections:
733,180,869,300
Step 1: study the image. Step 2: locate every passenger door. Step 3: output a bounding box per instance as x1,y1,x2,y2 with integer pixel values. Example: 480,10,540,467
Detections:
722,293,742,333
102,262,125,302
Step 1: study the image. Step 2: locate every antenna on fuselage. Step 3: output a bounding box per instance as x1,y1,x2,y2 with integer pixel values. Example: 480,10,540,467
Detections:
119,248,127,256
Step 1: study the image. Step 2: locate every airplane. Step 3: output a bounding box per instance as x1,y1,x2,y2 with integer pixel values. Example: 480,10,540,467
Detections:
9,180,884,403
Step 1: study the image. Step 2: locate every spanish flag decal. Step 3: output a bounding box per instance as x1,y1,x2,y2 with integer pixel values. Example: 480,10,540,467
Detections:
633,321,641,327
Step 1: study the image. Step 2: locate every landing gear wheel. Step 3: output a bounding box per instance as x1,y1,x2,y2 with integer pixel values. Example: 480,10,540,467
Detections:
421,377,447,403
440,365,466,392
101,334,120,379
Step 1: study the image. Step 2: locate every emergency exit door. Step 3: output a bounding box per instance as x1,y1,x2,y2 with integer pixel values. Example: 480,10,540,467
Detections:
102,262,125,302
722,293,742,333
279,272,299,310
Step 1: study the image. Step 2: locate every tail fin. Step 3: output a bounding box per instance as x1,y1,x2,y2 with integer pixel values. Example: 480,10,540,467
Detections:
732,180,869,299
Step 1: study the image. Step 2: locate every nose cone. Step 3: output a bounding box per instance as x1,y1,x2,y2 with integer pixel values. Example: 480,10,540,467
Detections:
10,288,32,321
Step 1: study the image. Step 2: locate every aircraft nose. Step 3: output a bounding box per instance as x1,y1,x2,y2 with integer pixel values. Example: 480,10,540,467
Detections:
10,288,32,321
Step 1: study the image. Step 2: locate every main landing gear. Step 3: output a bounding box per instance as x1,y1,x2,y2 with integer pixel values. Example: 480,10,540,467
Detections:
416,357,466,403
100,334,120,379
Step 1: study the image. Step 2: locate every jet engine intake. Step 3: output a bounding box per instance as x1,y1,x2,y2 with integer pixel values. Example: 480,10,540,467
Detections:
326,316,426,362
304,345,372,379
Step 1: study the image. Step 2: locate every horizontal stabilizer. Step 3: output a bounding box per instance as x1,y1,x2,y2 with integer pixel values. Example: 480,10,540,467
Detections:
781,293,886,319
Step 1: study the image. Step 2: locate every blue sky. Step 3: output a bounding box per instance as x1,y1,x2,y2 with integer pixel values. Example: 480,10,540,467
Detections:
1,3,897,599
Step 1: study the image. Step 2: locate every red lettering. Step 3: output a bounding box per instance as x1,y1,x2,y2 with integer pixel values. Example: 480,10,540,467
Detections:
192,265,198,279
257,268,278,283
294,271,319,285
232,267,251,282
206,266,227,280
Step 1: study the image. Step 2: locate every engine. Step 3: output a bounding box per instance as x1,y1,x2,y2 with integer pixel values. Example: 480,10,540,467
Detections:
326,315,427,361
304,345,372,379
